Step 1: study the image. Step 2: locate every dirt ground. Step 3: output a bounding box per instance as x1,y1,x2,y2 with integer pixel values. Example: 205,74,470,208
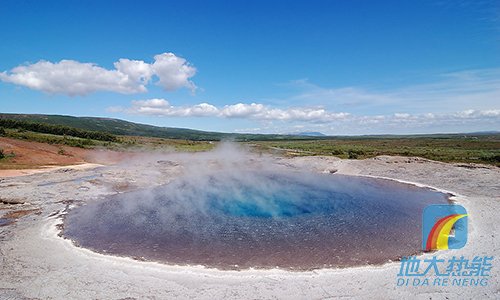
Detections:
0,137,135,176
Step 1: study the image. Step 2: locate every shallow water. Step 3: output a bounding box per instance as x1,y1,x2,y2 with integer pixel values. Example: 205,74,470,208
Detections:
64,170,449,270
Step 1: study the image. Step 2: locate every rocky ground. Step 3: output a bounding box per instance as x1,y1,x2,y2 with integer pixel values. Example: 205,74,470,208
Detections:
0,153,498,299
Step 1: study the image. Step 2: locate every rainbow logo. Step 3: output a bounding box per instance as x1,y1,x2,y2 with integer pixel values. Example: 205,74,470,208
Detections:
422,204,468,251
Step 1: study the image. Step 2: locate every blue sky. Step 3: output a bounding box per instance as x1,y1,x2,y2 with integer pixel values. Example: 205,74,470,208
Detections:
0,0,499,135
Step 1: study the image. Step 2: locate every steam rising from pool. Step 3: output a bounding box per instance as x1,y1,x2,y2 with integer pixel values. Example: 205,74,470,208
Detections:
64,144,449,270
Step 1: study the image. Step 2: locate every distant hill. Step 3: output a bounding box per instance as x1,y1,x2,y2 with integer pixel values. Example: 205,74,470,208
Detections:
297,131,326,137
1,113,498,142
0,113,322,141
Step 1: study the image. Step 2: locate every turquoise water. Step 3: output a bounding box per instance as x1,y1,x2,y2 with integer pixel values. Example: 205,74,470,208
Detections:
208,176,341,217
64,170,449,270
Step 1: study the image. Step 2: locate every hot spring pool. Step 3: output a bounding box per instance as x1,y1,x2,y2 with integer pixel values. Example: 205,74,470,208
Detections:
64,170,450,270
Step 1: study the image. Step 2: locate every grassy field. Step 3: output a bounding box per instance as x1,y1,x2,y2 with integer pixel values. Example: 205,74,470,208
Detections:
1,121,499,167
0,128,216,152
116,136,216,152
3,128,114,148
251,135,500,166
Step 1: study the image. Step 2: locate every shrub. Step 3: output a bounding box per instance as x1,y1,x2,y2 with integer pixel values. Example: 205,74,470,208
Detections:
0,127,5,136
347,150,358,159
481,154,500,163
0,118,117,142
331,149,344,155
347,149,365,159
0,148,4,159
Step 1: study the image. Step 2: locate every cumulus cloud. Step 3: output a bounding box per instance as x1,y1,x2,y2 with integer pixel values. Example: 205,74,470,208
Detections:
0,60,144,95
394,113,411,118
129,99,218,117
114,59,153,84
354,110,500,131
110,98,499,134
453,109,500,118
0,52,196,96
114,99,350,122
219,103,349,122
152,53,197,91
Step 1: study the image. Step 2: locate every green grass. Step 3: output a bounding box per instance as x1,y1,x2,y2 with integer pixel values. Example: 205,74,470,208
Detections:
2,128,216,152
252,137,500,166
0,118,116,141
4,128,113,148
1,114,499,166
116,136,217,152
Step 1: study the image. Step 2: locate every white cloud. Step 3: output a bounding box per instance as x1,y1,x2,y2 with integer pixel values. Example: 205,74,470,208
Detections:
116,99,350,122
152,53,197,91
127,99,218,117
218,103,350,122
355,110,500,130
0,52,196,96
220,103,265,118
111,98,500,134
133,98,170,108
114,59,153,84
454,109,500,118
394,113,411,118
481,110,500,117
0,60,144,95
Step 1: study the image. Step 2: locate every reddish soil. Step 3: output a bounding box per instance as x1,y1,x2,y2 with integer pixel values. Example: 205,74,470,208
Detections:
0,137,133,171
